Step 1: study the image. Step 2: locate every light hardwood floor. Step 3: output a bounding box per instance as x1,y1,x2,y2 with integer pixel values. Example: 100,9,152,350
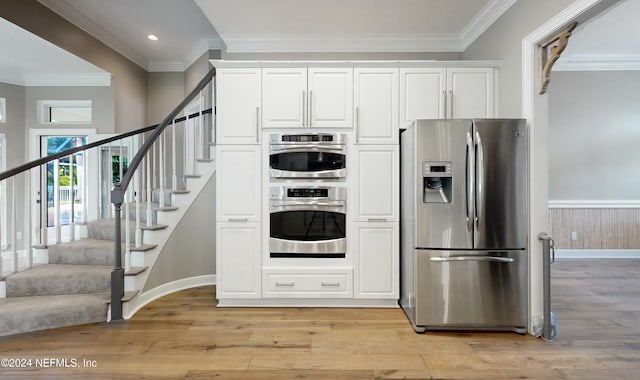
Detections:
0,259,639,379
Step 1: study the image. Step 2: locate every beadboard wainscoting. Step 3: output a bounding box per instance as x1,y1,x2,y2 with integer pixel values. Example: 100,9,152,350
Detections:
549,201,640,258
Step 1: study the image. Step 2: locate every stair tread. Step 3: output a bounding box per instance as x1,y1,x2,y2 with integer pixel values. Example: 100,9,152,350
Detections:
155,206,178,212
171,189,190,194
141,224,168,231
196,158,213,163
122,290,139,302
183,174,201,178
130,244,157,252
125,266,148,276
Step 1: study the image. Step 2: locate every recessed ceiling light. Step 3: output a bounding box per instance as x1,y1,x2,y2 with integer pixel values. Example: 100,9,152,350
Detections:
147,34,159,41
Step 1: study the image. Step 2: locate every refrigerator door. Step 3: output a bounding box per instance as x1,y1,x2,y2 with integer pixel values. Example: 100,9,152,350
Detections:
414,249,527,331
414,119,473,249
473,119,528,250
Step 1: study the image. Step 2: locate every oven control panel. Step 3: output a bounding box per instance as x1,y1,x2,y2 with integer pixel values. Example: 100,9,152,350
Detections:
287,188,329,198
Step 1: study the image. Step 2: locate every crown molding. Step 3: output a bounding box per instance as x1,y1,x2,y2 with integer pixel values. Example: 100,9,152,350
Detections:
554,55,640,71
37,0,148,70
460,0,518,50
222,33,462,53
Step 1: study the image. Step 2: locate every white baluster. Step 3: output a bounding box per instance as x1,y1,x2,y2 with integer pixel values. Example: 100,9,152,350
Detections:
53,159,61,244
172,119,177,191
0,179,4,275
159,131,165,209
69,154,75,241
81,151,88,224
26,171,33,269
108,142,113,219
124,193,131,273
12,177,18,272
40,163,48,246
152,138,157,189
146,139,152,228
119,139,124,186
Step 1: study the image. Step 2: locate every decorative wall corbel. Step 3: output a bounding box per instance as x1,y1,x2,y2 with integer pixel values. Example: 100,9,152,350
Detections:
538,22,578,94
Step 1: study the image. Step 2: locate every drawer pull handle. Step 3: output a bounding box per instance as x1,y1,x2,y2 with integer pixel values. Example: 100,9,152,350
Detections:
228,218,248,222
275,282,295,287
321,282,341,287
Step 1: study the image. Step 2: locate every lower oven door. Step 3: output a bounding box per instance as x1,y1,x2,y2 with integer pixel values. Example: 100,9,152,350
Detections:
269,204,346,258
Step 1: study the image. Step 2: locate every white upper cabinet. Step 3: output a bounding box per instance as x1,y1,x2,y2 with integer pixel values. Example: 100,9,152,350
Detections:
307,68,353,128
262,67,353,128
399,67,495,128
216,68,262,144
261,68,307,128
354,68,399,144
399,68,446,128
446,67,494,119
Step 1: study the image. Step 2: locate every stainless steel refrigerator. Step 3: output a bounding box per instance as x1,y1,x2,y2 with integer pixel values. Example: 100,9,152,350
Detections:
400,119,528,333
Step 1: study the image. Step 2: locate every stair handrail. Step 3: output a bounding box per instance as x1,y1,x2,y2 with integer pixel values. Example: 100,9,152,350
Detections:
0,108,212,182
109,66,216,321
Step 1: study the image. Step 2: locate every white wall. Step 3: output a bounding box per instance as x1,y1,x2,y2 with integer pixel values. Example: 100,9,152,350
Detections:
548,70,640,200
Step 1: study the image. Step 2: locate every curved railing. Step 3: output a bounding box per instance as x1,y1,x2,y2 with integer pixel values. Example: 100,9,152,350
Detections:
109,67,216,320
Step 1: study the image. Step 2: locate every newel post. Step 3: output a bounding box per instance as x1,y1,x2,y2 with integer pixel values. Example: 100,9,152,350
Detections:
110,184,125,321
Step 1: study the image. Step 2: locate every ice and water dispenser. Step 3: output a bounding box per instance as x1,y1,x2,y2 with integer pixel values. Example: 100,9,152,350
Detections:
422,161,452,203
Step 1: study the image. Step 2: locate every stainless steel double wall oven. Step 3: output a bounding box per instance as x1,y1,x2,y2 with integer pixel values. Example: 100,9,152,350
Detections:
268,133,347,258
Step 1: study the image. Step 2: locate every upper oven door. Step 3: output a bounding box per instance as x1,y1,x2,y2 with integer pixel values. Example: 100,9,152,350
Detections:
269,145,346,179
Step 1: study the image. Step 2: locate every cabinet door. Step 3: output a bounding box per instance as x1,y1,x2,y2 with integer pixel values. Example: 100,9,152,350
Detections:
262,68,307,128
308,68,353,128
354,68,398,144
216,68,261,144
353,145,399,221
216,145,261,221
446,68,494,118
354,222,399,299
216,222,261,299
399,68,445,128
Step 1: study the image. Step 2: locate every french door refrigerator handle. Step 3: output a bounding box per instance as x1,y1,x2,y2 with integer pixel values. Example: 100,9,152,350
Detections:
430,256,515,263
475,131,485,228
465,131,474,231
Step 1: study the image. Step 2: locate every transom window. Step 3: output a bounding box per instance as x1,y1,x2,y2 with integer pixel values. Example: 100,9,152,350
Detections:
39,100,92,124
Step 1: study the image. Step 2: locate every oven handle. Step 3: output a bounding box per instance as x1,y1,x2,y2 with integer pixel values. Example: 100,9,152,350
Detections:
271,201,345,208
270,145,345,153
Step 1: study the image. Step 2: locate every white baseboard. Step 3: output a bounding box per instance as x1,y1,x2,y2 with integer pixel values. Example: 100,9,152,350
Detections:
122,274,216,319
555,249,640,259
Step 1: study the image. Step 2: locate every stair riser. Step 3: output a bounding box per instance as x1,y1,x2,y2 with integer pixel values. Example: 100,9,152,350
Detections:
6,271,110,297
88,222,137,242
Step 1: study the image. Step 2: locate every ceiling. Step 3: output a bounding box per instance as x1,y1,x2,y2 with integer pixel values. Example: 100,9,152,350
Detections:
1,0,639,85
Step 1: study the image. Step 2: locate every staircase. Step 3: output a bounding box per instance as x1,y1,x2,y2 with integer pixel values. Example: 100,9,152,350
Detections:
0,155,215,336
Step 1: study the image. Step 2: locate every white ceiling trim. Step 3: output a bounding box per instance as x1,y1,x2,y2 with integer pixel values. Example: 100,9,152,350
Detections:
222,33,463,53
23,73,112,87
460,0,518,49
554,55,640,71
148,38,223,72
37,0,148,70
219,0,517,53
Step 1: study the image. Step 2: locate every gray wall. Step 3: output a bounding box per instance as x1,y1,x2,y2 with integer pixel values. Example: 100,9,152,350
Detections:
147,72,185,126
143,174,216,291
462,0,575,117
1,0,147,133
548,70,640,200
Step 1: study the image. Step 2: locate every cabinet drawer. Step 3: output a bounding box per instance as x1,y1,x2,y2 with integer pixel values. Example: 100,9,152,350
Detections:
264,271,352,298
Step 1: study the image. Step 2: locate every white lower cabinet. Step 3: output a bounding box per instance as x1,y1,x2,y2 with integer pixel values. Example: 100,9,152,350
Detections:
353,221,399,299
263,268,353,298
216,222,261,299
